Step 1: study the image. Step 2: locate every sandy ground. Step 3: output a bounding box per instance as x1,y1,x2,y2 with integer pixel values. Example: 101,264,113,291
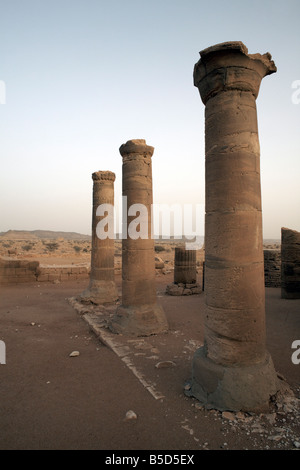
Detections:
0,271,299,452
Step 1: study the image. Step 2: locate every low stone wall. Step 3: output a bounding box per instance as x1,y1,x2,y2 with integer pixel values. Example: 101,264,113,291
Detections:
264,250,281,288
37,265,90,282
0,258,39,284
0,257,90,285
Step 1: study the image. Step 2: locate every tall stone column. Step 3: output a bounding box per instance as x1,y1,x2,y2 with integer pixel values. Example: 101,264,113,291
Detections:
110,139,168,336
79,171,119,305
281,227,300,299
188,42,280,411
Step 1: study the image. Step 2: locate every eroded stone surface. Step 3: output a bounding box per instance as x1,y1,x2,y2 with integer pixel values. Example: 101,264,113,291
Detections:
281,227,300,299
78,171,118,305
189,41,281,412
110,140,168,336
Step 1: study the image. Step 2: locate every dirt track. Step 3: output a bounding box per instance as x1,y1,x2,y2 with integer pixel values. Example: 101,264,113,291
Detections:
0,274,299,451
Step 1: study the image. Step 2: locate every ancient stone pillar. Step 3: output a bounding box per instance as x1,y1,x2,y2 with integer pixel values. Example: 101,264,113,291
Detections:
174,247,197,285
188,42,280,411
79,171,119,305
166,246,201,296
281,227,300,299
110,139,168,335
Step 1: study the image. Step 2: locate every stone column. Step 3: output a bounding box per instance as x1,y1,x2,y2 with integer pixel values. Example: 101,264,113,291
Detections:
281,227,300,299
166,247,201,296
110,139,168,335
79,171,119,305
188,42,280,412
174,247,197,284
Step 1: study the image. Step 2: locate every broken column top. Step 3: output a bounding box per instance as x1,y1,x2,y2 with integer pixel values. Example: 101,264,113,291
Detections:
281,227,300,244
119,139,154,157
194,41,277,104
92,170,116,182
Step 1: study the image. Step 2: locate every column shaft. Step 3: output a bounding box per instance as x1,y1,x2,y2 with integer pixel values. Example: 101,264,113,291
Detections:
79,171,118,304
110,139,168,336
188,42,280,412
174,247,197,285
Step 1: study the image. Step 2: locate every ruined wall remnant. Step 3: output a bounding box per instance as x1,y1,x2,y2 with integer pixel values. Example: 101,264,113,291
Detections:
281,227,300,299
264,249,281,288
0,258,39,284
110,139,168,335
79,171,118,305
0,257,90,284
187,41,280,412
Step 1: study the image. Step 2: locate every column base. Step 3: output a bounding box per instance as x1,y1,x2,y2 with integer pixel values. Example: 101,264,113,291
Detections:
78,280,119,305
109,303,168,336
186,346,280,412
166,283,202,296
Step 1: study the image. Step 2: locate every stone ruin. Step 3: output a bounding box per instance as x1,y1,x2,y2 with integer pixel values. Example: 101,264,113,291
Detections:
74,41,296,413
185,41,282,412
281,227,300,299
264,249,281,288
166,247,202,295
79,171,119,305
109,139,168,336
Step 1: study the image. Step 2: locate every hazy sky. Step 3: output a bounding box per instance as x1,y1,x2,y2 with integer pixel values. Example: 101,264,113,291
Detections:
0,0,299,239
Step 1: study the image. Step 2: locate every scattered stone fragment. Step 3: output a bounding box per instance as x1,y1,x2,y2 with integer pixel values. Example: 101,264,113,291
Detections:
134,342,152,350
293,441,300,448
181,424,194,435
151,347,159,354
251,423,265,434
267,435,283,441
69,351,80,357
125,410,137,420
194,402,204,410
155,360,176,369
265,413,277,425
222,411,236,421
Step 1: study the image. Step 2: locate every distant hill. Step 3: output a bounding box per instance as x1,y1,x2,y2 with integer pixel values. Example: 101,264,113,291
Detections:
0,230,91,240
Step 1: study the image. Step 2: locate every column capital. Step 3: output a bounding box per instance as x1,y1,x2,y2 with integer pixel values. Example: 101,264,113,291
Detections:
92,171,116,182
119,139,154,158
194,41,277,104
